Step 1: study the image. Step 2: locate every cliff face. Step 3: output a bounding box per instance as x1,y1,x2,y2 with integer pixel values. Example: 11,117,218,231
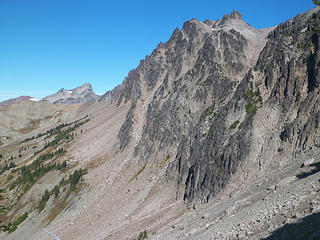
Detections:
105,8,320,205
258,8,320,157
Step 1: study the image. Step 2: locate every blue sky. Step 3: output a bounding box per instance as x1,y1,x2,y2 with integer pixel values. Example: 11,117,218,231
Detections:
0,0,315,101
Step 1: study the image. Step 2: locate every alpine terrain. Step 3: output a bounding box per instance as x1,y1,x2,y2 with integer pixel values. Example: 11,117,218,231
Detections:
1,7,320,240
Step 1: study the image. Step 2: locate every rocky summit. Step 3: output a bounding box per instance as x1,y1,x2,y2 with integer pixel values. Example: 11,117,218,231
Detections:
1,7,320,240
40,83,99,105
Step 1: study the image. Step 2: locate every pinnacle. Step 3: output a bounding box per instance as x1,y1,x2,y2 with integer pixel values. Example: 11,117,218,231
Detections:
222,10,243,21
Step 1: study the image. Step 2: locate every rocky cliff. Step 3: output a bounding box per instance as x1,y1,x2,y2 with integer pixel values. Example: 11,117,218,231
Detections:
104,8,320,206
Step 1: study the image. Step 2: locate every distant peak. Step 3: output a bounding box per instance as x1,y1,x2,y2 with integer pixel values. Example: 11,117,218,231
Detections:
40,82,98,105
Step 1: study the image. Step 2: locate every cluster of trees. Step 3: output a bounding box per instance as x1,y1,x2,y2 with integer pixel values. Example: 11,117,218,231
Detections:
44,128,74,148
37,189,50,212
45,122,71,139
34,147,66,158
45,118,90,147
137,230,148,240
11,162,67,189
0,162,16,175
9,149,67,191
53,185,59,198
2,115,91,229
3,212,28,232
44,116,88,139
21,115,90,144
21,135,35,143
314,0,320,6
18,146,29,158
37,168,87,213
60,168,88,192
33,132,71,155
19,146,27,152
33,119,90,157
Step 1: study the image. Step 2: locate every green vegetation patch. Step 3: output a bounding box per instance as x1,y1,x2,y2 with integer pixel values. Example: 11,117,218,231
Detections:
199,103,215,122
37,168,87,213
4,212,28,233
230,120,240,129
1,116,91,230
37,189,50,213
0,162,16,176
245,88,262,115
137,230,148,240
9,148,67,194
59,168,88,192
245,103,257,115
21,115,90,144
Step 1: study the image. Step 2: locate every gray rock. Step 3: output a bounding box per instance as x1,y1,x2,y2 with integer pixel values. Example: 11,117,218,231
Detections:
302,158,315,168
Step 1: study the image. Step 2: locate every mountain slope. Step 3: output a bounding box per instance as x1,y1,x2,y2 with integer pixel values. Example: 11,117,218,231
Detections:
1,7,320,240
104,9,274,205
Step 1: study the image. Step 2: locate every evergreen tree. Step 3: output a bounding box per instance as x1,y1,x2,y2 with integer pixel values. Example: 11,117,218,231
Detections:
53,185,59,198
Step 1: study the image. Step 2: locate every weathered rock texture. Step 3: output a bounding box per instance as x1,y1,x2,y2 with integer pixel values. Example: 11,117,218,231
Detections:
103,7,320,207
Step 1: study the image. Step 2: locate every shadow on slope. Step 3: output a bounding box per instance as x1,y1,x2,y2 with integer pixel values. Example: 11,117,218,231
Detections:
296,162,320,179
262,212,320,240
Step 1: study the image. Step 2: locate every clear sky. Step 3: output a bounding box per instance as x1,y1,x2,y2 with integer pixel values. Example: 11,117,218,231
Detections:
0,0,315,101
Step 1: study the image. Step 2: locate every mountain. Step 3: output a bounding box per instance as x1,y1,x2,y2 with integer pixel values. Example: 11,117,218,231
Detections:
40,83,99,105
101,6,320,237
105,9,275,204
1,7,320,240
